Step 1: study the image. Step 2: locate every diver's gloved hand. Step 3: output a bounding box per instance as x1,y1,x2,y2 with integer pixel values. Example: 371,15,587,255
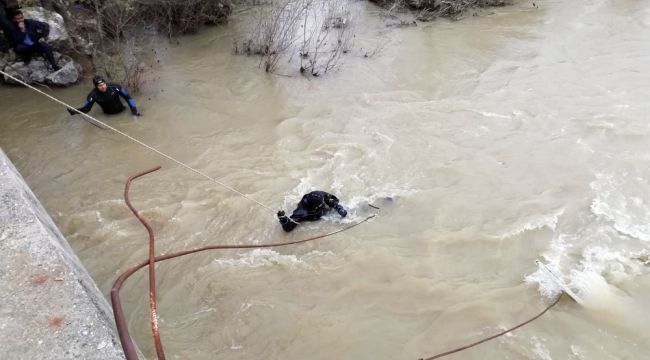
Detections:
67,108,77,116
277,210,289,224
335,204,347,218
131,108,141,116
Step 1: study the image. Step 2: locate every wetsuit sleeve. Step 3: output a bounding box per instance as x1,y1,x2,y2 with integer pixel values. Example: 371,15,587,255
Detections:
116,85,139,114
279,216,298,232
324,193,347,217
71,93,95,114
323,193,340,208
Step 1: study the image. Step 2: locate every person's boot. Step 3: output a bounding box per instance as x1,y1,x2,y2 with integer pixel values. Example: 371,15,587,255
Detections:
43,51,60,71
50,55,61,70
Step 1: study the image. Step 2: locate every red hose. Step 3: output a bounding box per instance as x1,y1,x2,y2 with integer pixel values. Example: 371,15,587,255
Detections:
123,166,166,360
111,166,375,359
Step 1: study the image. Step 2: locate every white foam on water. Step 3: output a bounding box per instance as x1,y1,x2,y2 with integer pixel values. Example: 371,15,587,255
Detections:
530,336,553,360
526,258,565,299
579,245,645,283
527,237,645,301
590,172,650,241
478,110,513,119
212,248,308,269
569,345,585,360
498,208,564,240
575,138,595,153
528,170,650,305
528,252,645,335
371,131,395,151
343,185,415,213
211,248,340,270
229,340,243,350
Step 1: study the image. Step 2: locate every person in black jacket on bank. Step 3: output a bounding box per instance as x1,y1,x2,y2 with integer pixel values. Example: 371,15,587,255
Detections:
0,0,14,50
67,75,141,116
9,10,59,70
277,191,348,232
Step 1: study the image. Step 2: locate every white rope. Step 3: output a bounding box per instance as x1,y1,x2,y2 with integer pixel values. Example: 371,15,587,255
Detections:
0,69,279,215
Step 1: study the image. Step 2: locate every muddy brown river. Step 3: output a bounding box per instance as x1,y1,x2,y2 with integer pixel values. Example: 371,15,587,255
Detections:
2,0,650,359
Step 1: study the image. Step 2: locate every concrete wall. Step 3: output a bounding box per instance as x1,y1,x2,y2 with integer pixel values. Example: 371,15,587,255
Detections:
0,147,126,359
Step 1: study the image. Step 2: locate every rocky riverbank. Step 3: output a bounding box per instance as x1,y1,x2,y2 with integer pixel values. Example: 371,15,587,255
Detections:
1,6,83,86
0,0,232,88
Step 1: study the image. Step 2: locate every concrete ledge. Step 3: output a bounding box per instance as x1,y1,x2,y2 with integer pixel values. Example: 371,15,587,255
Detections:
0,147,126,359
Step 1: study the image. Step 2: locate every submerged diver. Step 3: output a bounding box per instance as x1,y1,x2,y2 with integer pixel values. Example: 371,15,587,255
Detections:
277,191,348,232
67,75,141,116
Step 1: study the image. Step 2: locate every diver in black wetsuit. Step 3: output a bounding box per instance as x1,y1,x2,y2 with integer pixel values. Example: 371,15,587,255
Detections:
277,191,348,232
67,75,141,116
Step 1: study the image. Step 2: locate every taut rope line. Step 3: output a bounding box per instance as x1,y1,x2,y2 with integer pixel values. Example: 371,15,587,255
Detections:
0,69,276,214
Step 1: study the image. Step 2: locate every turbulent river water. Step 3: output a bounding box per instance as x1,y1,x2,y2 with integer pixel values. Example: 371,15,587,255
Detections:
2,0,650,359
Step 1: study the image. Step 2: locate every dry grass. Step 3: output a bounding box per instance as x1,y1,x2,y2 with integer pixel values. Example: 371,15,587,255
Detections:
235,0,307,72
80,0,231,93
371,0,511,20
136,0,232,37
94,38,150,93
